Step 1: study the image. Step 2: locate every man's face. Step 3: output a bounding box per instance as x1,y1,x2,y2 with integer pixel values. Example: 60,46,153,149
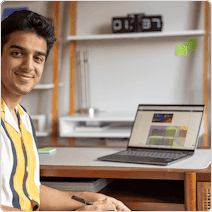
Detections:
1,30,47,97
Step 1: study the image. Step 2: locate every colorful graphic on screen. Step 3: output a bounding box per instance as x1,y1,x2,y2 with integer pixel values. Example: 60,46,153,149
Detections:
147,126,188,147
152,114,173,123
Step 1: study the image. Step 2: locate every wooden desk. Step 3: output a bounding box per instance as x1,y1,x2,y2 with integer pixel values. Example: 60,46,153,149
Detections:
40,147,211,211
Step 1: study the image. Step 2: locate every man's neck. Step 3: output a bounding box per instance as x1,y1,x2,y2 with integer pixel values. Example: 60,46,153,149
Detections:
1,91,22,113
1,93,22,126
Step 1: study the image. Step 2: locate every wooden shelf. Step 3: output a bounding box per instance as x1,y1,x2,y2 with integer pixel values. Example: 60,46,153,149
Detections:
67,30,205,41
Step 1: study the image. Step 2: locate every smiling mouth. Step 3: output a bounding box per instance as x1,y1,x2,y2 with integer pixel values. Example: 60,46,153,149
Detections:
14,72,34,81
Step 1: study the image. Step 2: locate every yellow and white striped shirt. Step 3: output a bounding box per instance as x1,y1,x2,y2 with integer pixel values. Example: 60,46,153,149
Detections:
1,98,40,211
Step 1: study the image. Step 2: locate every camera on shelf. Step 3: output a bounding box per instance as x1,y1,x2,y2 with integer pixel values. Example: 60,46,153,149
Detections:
112,13,163,33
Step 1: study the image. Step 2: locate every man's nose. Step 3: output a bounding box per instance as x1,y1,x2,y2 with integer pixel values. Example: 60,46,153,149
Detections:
20,56,35,72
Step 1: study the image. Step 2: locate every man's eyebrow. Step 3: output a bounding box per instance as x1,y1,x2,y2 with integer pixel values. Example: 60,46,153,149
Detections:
37,51,47,57
10,45,47,57
10,45,26,51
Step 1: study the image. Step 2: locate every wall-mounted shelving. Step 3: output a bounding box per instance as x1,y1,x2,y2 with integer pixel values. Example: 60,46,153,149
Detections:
61,112,135,121
34,83,54,90
59,112,135,138
59,1,210,147
34,83,63,90
36,131,51,137
31,114,51,138
67,30,205,41
29,82,63,138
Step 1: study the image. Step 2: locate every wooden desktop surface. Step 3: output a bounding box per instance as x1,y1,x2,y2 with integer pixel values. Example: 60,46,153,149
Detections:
40,147,211,179
39,147,211,211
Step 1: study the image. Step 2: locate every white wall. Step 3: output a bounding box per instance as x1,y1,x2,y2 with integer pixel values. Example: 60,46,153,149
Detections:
60,1,205,114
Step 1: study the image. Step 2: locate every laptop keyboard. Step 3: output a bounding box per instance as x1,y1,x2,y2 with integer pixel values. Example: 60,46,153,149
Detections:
116,150,187,159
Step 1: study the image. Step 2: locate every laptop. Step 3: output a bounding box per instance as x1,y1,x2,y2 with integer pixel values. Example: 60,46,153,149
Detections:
98,104,205,166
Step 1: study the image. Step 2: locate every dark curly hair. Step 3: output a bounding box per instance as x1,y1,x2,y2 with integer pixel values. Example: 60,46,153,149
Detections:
1,10,56,60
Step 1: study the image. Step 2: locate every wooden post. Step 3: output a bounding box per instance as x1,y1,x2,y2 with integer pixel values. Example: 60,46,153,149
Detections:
203,1,209,147
184,173,197,211
69,1,76,146
52,1,60,146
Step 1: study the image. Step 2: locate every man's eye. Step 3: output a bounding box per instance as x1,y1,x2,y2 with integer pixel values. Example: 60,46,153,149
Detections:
13,51,22,56
34,56,43,62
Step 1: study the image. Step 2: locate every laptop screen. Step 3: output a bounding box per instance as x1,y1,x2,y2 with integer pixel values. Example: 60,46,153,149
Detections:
128,105,205,150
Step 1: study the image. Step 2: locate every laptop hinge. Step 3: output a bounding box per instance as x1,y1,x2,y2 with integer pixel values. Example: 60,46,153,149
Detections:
127,147,194,154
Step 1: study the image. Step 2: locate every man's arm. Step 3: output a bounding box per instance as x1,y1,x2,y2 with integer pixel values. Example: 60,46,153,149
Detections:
1,205,22,211
39,185,130,211
39,185,85,211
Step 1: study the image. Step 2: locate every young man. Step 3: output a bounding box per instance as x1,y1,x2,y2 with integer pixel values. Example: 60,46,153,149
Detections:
1,10,130,211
